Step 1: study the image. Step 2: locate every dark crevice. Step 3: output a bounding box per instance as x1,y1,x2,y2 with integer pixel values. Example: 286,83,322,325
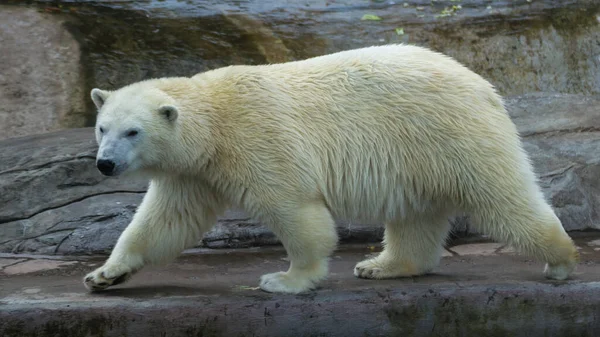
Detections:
57,181,110,189
0,190,146,225
539,164,578,180
0,228,79,245
521,127,600,138
39,213,120,236
0,155,97,175
0,259,29,269
54,232,75,254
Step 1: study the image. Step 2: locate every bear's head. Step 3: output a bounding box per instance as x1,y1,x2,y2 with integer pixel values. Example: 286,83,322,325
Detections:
90,83,180,177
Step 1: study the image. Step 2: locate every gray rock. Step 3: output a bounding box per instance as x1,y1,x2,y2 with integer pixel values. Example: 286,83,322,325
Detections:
3,243,600,337
510,93,600,232
0,93,598,255
0,5,86,140
1,1,599,134
70,0,600,98
0,129,148,224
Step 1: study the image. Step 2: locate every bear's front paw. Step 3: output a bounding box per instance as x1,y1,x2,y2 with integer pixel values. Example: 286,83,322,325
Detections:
83,263,133,292
259,272,317,294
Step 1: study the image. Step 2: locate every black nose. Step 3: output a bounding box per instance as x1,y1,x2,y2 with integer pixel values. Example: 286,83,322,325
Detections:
97,159,115,175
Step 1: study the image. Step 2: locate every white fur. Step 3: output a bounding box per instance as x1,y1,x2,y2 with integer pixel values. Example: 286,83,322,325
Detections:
83,44,578,293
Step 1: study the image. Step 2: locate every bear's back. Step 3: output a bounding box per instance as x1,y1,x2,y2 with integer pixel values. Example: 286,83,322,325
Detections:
198,45,518,222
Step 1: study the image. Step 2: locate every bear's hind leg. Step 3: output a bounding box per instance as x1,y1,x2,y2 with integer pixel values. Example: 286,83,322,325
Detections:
354,215,450,279
470,198,579,281
258,202,338,294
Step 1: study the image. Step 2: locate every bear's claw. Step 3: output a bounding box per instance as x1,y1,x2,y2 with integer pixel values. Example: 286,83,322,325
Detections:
83,263,133,291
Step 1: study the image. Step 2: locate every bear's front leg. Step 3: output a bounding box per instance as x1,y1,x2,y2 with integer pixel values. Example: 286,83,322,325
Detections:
258,202,338,294
83,219,146,291
84,178,218,291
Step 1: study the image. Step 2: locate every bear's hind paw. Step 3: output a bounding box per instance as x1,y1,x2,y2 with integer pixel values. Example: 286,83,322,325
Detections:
354,256,423,279
543,262,575,281
259,271,319,294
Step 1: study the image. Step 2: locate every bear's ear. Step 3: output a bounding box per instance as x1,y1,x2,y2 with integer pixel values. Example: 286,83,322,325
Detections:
159,105,179,122
91,88,111,110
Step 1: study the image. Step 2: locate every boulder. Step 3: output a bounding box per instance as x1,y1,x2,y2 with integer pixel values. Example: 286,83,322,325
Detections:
1,0,598,136
66,0,600,98
0,5,86,140
512,93,600,232
0,93,598,255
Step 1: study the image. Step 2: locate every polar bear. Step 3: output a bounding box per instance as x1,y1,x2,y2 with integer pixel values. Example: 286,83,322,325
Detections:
83,44,579,294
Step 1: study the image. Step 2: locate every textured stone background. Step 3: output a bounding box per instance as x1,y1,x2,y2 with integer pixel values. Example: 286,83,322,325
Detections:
0,6,86,139
0,0,599,254
0,1,598,139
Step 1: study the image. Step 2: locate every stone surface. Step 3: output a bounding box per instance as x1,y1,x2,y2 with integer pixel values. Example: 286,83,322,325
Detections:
440,249,453,257
511,93,600,233
448,243,503,256
1,0,600,255
587,239,600,247
2,259,77,275
0,5,86,140
1,236,600,336
72,0,600,99
0,93,598,255
0,258,25,269
498,246,518,254
0,128,148,223
1,1,598,131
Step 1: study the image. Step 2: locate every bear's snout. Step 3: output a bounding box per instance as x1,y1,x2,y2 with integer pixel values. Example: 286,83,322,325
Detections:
97,159,116,176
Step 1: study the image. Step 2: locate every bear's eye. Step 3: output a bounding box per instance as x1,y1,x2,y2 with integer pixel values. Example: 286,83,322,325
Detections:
99,127,104,134
126,130,138,137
